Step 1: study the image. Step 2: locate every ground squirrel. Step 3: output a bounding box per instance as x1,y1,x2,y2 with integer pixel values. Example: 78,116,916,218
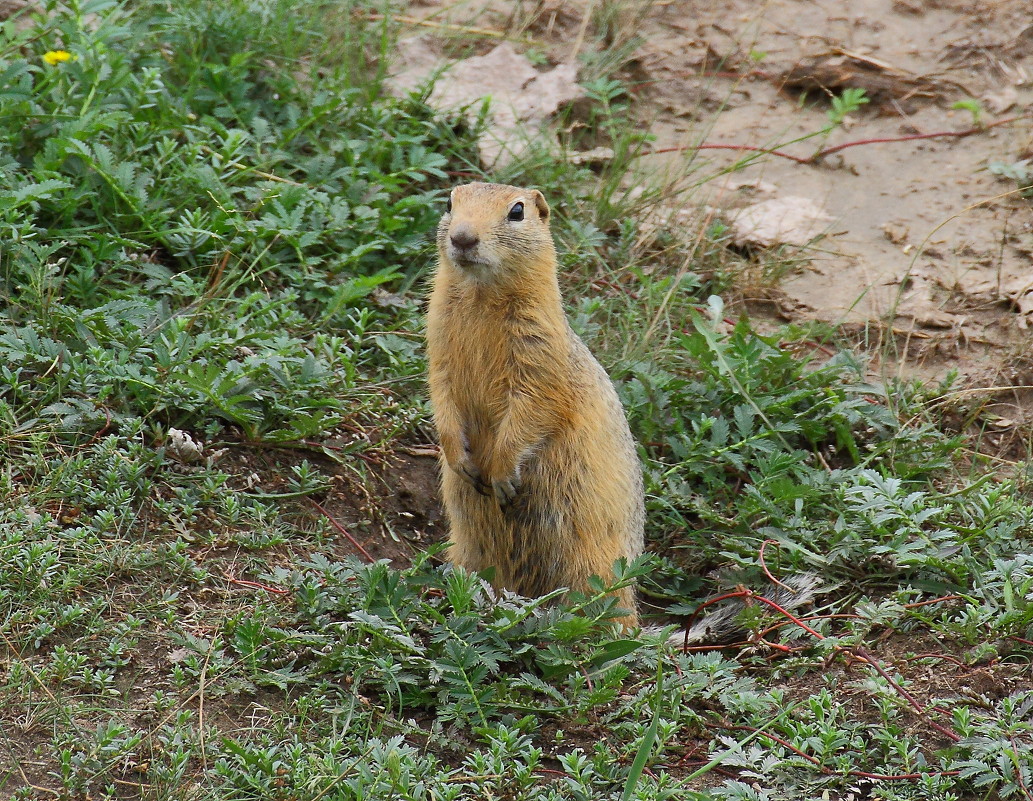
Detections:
426,182,645,626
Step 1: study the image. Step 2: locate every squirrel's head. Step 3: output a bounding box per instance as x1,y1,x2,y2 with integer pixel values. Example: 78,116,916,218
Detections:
437,182,555,279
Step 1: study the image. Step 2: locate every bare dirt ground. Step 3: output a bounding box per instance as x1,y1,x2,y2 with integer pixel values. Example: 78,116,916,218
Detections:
401,0,1033,426
636,0,1033,365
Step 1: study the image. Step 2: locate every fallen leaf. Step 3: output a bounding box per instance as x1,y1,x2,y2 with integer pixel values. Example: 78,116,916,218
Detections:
982,85,1018,114
167,428,204,463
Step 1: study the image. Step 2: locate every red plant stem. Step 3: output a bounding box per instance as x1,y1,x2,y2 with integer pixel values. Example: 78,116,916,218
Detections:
746,593,827,639
647,142,812,164
310,499,375,562
680,588,826,646
758,613,862,639
815,114,1025,158
80,406,114,448
642,114,1028,165
680,589,753,646
579,664,595,693
758,539,792,592
850,645,960,743
755,593,958,641
750,551,961,744
224,575,289,595
722,723,823,767
689,304,740,327
1010,636,1033,646
591,277,641,301
757,638,795,653
1011,736,1033,801
902,595,963,609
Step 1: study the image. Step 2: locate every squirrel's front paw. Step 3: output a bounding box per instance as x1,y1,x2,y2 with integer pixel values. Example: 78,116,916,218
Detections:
493,473,521,508
451,455,491,496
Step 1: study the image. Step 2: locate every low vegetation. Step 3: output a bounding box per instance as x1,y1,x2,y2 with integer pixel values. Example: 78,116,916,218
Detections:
1,1,1031,799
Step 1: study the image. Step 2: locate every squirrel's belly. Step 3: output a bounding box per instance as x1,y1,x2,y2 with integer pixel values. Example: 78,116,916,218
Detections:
443,432,640,598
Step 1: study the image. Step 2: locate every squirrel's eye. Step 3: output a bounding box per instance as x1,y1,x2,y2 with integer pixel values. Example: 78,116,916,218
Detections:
507,202,524,222
446,197,452,213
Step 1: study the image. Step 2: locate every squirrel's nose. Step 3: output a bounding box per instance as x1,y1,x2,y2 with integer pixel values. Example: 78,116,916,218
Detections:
450,228,479,249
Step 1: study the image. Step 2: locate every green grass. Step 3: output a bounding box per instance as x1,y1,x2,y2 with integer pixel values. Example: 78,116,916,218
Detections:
2,1,1033,799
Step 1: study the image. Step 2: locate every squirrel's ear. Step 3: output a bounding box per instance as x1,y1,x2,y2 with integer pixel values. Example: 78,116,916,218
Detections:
531,190,550,221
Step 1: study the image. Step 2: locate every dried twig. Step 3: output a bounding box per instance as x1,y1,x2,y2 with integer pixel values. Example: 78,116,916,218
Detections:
365,11,537,44
568,0,597,62
718,722,962,781
814,114,1027,160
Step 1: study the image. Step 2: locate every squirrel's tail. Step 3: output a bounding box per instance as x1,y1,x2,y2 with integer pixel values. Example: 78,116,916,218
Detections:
668,574,820,647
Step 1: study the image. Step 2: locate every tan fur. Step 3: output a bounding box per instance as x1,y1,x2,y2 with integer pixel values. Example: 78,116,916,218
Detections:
426,182,645,626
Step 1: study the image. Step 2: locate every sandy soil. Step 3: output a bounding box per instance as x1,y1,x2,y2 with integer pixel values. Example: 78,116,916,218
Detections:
406,0,1030,370
636,0,1032,367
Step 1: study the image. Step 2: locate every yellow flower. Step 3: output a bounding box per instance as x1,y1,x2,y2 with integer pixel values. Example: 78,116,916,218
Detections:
42,50,73,66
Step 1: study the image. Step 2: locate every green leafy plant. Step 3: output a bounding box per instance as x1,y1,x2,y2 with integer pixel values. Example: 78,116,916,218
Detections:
825,87,870,127
952,98,985,127
989,158,1033,197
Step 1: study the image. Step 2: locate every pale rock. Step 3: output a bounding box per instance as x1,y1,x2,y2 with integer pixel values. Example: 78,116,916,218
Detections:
388,39,585,167
728,196,833,248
